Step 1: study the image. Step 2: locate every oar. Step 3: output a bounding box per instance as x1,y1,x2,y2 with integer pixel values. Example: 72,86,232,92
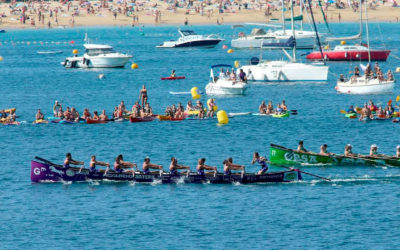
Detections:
276,164,331,182
35,156,62,167
340,110,347,114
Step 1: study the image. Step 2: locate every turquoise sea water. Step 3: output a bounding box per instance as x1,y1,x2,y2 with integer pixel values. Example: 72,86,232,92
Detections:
1,23,400,248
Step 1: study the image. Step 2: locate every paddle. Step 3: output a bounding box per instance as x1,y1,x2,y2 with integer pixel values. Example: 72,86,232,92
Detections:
274,164,331,182
340,110,347,114
35,156,62,167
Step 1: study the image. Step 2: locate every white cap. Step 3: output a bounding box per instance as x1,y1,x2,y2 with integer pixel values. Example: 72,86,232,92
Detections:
397,145,400,149
346,144,352,148
371,144,378,149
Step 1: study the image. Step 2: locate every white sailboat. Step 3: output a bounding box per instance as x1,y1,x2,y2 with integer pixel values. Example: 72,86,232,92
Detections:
237,0,328,82
335,0,395,94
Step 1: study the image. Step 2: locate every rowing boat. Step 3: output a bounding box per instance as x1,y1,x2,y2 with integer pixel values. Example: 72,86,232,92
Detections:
161,76,186,80
31,159,301,184
271,112,290,118
130,116,155,122
157,115,185,121
86,118,107,124
269,144,394,166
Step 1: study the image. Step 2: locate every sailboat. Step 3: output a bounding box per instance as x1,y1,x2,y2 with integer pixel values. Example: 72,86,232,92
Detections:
306,0,390,61
237,0,328,82
335,0,395,94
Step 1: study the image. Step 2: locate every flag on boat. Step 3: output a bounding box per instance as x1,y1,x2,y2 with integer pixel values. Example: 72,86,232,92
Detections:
360,63,367,72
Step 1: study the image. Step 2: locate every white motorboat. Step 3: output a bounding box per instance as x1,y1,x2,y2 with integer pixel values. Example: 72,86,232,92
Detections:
205,64,247,95
156,29,223,48
335,77,394,94
62,44,132,68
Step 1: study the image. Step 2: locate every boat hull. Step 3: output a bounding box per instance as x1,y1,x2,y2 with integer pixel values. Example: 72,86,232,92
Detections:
336,78,395,94
306,50,390,61
30,160,301,184
129,116,155,122
63,55,131,68
157,39,222,48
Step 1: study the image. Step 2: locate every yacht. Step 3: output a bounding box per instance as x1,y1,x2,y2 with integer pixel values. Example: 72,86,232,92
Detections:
205,64,247,95
62,44,132,68
156,29,222,48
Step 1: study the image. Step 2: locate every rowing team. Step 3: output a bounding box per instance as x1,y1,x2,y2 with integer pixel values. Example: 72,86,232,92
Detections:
63,152,269,176
259,100,288,115
296,141,400,158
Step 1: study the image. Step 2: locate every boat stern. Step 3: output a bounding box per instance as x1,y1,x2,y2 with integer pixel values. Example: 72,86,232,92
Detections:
31,160,55,182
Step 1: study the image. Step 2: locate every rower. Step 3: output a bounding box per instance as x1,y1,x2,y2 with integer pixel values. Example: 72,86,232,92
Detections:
251,152,269,175
396,146,400,158
169,157,190,176
369,144,379,157
142,103,153,117
64,153,84,168
297,141,308,153
223,157,245,176
99,110,108,121
35,109,44,120
259,100,267,114
196,158,217,175
344,144,356,157
89,155,110,173
171,70,176,77
142,157,163,174
53,100,62,116
114,154,137,173
319,144,332,156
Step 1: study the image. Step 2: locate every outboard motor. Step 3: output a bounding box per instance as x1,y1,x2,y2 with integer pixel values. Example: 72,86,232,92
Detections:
250,57,259,65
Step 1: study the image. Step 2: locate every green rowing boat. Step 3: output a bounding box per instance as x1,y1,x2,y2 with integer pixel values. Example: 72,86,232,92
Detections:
269,144,400,167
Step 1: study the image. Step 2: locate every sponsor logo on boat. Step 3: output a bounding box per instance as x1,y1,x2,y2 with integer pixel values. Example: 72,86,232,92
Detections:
134,175,155,180
66,169,75,177
284,152,318,163
50,166,64,175
284,172,297,181
104,173,135,179
33,167,47,175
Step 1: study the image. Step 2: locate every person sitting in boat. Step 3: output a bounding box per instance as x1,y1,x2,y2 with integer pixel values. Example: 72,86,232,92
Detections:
339,74,345,82
35,109,44,121
57,107,64,119
142,157,163,174
174,105,185,119
82,108,92,120
8,109,16,122
53,100,62,116
89,155,110,173
113,107,122,119
114,154,137,173
266,101,274,114
365,64,374,79
354,66,360,77
275,104,283,114
385,105,394,118
368,100,377,112
239,69,247,82
186,100,195,112
259,100,267,114
226,68,231,78
139,85,148,107
64,153,84,168
99,110,108,121
374,62,381,76
297,141,308,153
170,70,176,77
0,110,7,119
71,107,80,122
387,70,394,81
142,103,153,117
92,111,100,120
131,101,141,118
197,158,217,175
376,106,385,118
164,106,172,117
207,99,216,118
169,157,190,176
344,144,356,157
118,101,127,114
396,145,400,158
369,144,380,157
223,158,245,176
219,68,226,79
319,144,332,156
347,105,356,114
196,100,205,119
360,104,374,120
251,152,269,175
281,100,288,111
377,68,384,81
230,69,237,82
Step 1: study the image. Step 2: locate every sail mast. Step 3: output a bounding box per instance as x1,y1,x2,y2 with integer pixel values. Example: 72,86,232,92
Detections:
290,0,296,62
281,0,285,33
300,0,303,30
365,0,371,62
359,0,363,44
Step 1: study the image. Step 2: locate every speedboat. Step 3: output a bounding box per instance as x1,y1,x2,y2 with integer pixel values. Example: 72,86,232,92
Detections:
156,29,223,48
306,44,390,61
62,44,132,68
205,64,247,95
335,76,395,94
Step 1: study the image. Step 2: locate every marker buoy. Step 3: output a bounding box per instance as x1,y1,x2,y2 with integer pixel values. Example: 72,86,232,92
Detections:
396,67,400,73
340,40,346,45
227,49,233,54
131,63,139,69
217,110,229,124
234,60,240,68
222,45,228,49
0,56,3,62
72,49,78,55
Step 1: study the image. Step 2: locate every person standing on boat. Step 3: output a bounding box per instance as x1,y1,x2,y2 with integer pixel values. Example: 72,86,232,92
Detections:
139,85,148,107
186,100,195,112
251,152,269,175
35,109,44,120
169,157,190,176
223,158,245,176
344,144,356,157
53,100,62,116
89,155,110,173
297,141,308,153
239,69,247,82
207,99,216,118
259,101,267,114
142,157,163,174
64,153,84,168
196,158,217,175
196,100,205,119
114,155,137,173
319,144,332,156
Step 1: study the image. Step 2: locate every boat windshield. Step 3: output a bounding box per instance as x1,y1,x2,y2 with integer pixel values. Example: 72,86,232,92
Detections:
181,30,196,36
85,48,115,56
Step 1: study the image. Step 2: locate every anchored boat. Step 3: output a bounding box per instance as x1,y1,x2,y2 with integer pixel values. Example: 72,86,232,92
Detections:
31,159,301,184
156,29,222,48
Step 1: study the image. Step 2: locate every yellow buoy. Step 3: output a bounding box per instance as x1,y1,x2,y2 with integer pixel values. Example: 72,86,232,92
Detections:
396,67,400,73
191,87,201,99
217,110,229,124
131,63,139,69
227,49,233,54
72,49,78,55
340,40,346,45
213,105,218,112
324,45,330,50
0,56,3,62
234,60,240,68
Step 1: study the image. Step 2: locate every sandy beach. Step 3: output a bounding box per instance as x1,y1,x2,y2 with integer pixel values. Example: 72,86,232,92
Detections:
0,0,399,29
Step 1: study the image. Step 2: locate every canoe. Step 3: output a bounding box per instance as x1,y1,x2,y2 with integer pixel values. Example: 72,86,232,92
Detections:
130,116,155,122
157,115,185,121
271,112,290,118
86,119,107,124
161,76,186,80
269,144,389,166
31,158,301,184
33,119,48,124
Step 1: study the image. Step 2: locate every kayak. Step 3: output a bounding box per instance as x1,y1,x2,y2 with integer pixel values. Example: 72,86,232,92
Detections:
33,119,48,124
161,76,186,80
345,113,357,118
3,121,20,126
271,112,290,118
31,158,302,184
157,115,185,121
130,116,155,122
86,119,107,124
269,144,400,167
